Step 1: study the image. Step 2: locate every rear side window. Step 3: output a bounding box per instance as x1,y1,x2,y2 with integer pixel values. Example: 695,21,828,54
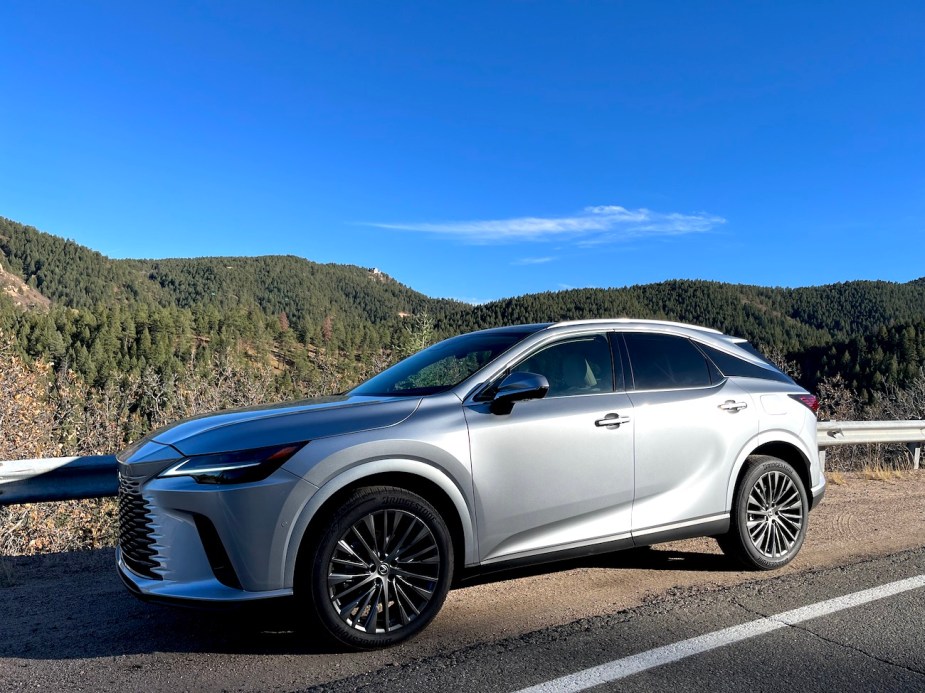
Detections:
697,343,794,384
623,333,714,390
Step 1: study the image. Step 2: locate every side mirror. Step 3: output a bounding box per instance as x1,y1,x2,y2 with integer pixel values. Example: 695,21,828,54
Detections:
490,372,549,414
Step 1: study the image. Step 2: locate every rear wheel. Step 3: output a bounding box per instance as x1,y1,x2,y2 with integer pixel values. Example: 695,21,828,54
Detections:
718,455,808,570
299,486,454,649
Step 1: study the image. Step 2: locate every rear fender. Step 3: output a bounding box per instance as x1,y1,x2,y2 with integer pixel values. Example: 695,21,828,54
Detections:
725,430,815,509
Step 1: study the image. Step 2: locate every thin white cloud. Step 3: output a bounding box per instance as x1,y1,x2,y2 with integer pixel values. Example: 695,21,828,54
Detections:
512,256,555,265
366,205,725,245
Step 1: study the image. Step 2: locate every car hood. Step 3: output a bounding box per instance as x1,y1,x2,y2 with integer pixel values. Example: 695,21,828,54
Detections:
143,394,422,456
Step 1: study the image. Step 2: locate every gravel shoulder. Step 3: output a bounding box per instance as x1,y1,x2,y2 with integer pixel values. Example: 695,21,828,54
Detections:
1,471,923,691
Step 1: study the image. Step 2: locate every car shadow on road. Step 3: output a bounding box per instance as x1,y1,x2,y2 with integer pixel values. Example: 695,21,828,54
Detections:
0,543,741,660
456,543,740,588
0,548,335,660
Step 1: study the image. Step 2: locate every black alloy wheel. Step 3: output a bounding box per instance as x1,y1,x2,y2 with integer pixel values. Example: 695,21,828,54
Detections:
301,486,454,649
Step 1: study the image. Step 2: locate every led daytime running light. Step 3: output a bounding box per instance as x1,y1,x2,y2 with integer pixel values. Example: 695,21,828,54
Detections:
160,443,305,481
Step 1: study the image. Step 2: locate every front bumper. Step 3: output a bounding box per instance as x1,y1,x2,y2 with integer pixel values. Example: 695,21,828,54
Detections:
118,549,292,604
116,462,318,603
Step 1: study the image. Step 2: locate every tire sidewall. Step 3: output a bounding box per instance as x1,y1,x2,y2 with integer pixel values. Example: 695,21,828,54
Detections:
305,487,454,650
734,458,808,570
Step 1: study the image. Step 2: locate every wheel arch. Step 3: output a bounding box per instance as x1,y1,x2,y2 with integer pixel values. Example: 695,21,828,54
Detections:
748,441,812,495
726,435,813,509
284,459,476,587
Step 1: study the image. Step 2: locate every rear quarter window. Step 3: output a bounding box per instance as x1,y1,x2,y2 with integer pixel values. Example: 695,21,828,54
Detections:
696,343,794,384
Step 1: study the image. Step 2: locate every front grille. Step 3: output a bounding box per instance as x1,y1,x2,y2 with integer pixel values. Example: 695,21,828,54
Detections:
118,472,162,580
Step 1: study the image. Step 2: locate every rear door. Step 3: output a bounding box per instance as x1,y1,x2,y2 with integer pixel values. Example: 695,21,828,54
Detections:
620,332,758,538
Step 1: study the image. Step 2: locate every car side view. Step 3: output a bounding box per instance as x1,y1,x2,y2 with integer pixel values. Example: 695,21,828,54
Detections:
117,319,825,649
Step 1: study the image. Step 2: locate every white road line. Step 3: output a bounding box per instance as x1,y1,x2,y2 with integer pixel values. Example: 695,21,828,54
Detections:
515,574,925,693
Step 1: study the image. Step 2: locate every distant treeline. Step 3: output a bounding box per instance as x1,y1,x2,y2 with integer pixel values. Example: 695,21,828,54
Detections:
1,215,924,401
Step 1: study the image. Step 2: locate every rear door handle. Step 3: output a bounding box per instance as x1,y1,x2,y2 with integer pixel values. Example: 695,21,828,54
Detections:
719,400,748,412
595,413,631,427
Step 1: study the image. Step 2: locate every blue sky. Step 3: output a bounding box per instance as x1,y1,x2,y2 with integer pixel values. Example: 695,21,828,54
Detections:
1,2,922,303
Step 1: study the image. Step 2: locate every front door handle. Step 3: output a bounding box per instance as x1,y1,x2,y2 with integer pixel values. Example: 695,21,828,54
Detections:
595,413,631,428
719,400,748,413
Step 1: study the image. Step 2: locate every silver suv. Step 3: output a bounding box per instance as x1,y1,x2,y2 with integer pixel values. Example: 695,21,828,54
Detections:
117,319,825,648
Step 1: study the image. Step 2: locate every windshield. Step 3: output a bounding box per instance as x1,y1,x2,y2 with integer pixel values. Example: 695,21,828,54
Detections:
351,329,539,397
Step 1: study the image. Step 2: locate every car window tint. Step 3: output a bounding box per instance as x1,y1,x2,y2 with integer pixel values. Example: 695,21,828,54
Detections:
697,343,793,384
352,329,539,396
517,334,614,398
624,333,713,390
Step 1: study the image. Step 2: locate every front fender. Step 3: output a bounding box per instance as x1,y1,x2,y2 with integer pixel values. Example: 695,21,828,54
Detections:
281,458,477,586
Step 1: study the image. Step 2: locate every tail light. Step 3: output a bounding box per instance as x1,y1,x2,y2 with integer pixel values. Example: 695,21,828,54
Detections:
789,394,819,415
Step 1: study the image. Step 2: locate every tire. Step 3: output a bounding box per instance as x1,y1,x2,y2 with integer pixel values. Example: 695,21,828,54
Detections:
299,486,454,650
717,455,808,571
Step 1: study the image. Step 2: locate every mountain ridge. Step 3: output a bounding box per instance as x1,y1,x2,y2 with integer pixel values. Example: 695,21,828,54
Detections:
3,214,923,342
1,214,923,400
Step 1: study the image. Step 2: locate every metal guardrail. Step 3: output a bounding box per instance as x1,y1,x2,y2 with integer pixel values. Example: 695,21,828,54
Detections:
817,421,924,470
0,455,118,506
0,420,922,506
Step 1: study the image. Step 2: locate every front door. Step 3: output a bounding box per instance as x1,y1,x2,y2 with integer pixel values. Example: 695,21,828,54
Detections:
465,333,635,563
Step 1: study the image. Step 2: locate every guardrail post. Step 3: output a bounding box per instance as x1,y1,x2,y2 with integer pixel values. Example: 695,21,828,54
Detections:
908,442,921,470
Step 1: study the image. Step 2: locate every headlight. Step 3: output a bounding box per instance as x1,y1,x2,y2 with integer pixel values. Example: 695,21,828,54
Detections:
158,442,306,485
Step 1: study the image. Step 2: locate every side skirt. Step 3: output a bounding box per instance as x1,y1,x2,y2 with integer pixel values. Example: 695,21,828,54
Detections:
632,514,730,547
457,514,730,585
457,535,634,584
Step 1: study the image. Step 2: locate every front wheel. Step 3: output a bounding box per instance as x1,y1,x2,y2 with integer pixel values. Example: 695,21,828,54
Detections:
300,486,454,649
717,456,808,570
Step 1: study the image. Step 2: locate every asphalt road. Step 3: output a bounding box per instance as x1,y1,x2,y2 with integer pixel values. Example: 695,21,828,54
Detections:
2,546,924,692
312,548,925,693
3,474,925,692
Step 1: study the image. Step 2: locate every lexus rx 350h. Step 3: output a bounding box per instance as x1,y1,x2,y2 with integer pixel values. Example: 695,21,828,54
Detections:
118,319,824,649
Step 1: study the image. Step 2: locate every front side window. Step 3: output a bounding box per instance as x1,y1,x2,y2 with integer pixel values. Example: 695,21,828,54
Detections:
515,334,614,398
624,333,714,390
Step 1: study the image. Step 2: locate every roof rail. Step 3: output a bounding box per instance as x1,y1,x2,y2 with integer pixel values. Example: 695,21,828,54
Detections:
550,318,723,334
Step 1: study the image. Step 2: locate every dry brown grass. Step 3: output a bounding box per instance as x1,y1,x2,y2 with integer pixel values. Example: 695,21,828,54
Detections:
826,470,847,485
0,498,118,557
861,466,906,482
0,335,286,559
0,339,120,558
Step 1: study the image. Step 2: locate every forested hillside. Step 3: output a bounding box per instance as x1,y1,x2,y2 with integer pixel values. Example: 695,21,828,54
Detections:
1,215,924,556
0,216,466,339
145,256,468,346
440,281,925,353
0,217,161,308
1,214,923,403
797,319,925,399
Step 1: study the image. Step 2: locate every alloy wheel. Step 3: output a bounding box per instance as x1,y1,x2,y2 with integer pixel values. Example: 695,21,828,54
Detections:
327,509,441,634
745,470,804,559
